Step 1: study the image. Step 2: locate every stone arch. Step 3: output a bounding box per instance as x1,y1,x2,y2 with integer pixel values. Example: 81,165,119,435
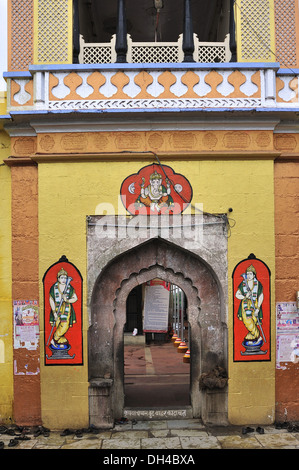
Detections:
113,264,201,416
88,237,228,427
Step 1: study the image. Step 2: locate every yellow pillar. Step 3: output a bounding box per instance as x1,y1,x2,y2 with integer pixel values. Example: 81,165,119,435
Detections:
34,0,73,65
235,0,276,62
0,125,12,423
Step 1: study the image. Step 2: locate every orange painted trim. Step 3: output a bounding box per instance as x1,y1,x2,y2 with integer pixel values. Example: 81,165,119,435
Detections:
7,0,34,71
35,130,274,156
276,76,299,103
10,79,34,107
48,70,262,101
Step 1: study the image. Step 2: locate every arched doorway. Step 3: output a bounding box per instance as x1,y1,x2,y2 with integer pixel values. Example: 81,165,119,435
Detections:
88,235,228,427
124,281,191,409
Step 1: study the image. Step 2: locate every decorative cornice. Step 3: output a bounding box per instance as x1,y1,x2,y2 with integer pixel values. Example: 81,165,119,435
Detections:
30,117,281,134
4,157,37,166
31,150,280,163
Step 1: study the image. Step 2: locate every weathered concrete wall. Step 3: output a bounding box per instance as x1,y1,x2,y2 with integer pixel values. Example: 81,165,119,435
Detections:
87,214,228,324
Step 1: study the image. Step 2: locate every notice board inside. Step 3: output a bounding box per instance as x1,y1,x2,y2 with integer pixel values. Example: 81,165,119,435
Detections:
143,279,170,333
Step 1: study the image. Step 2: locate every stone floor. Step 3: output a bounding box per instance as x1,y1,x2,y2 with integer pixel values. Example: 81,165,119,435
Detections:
1,420,299,450
2,339,297,451
124,339,190,407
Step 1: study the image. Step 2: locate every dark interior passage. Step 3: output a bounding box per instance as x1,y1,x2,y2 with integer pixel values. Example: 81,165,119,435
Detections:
124,281,190,408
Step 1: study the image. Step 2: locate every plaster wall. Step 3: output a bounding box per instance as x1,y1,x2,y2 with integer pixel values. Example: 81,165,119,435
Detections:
37,155,276,428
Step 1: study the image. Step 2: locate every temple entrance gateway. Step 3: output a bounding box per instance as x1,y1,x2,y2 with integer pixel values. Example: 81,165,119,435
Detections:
87,214,228,427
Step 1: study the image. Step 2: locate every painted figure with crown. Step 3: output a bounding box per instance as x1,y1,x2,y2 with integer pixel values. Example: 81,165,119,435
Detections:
137,170,173,213
48,267,78,358
235,264,267,355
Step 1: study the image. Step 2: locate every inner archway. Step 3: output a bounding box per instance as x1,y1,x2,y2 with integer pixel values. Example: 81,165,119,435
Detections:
124,280,190,408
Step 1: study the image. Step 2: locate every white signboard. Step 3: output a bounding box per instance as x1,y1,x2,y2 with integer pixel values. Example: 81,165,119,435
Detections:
143,280,170,333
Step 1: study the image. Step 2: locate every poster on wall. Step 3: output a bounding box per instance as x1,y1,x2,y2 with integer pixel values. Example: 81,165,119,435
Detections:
143,279,170,333
120,164,193,215
13,300,39,350
276,302,299,367
232,254,271,362
43,255,83,366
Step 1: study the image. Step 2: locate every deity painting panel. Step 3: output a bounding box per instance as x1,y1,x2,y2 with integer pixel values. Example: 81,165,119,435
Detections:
120,164,193,215
43,256,83,366
233,255,271,362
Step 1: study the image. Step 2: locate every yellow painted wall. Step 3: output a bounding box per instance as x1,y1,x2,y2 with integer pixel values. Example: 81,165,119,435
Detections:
38,156,275,428
0,122,13,424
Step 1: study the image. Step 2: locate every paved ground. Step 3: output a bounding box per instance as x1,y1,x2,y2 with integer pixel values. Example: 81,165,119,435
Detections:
124,339,190,407
1,419,298,450
2,339,297,452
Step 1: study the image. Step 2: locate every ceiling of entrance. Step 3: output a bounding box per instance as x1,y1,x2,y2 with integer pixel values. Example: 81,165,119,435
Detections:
79,0,224,44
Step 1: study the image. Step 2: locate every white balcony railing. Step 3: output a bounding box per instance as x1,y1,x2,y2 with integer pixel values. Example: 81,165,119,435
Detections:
7,63,299,115
80,34,231,65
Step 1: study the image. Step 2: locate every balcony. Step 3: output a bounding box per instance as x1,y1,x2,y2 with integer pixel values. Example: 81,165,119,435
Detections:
80,34,231,65
4,63,299,116
77,0,235,65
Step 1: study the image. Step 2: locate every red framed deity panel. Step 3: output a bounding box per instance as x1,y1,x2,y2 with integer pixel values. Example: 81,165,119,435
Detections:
232,254,271,362
43,255,83,366
120,163,193,215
